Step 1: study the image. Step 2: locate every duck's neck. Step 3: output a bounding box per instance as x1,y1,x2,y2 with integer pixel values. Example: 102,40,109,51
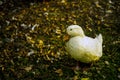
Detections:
71,33,85,37
77,29,85,37
78,33,85,37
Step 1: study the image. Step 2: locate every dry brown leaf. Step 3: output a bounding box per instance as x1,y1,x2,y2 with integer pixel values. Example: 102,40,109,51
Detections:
24,65,33,72
46,55,51,61
73,75,78,80
118,68,120,72
56,29,61,34
38,40,44,46
63,35,69,41
55,69,63,76
86,27,92,32
81,78,89,80
26,36,35,44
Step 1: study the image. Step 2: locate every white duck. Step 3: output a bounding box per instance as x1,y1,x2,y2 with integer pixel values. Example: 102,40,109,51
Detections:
66,25,103,63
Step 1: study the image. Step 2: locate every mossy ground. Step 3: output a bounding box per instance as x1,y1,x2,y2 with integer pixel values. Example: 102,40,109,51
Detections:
0,0,120,80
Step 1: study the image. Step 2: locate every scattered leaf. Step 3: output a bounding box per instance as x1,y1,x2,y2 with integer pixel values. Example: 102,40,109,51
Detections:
73,75,78,80
24,65,33,72
55,69,63,76
81,78,89,80
118,68,120,72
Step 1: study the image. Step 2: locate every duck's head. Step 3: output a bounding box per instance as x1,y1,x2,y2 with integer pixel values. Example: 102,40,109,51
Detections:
67,25,85,37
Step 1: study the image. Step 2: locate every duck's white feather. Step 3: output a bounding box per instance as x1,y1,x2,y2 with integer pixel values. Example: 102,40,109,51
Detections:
66,25,103,63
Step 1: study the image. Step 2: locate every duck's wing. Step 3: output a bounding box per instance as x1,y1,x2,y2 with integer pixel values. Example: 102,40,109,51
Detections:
82,36,103,57
94,34,103,57
95,34,103,44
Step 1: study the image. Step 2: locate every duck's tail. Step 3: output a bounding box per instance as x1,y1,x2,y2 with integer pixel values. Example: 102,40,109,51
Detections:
96,34,103,44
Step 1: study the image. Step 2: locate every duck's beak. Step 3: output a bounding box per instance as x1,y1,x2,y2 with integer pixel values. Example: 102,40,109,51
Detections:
63,34,70,41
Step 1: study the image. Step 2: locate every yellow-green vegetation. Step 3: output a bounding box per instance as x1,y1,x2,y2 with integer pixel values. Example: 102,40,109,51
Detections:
0,0,120,80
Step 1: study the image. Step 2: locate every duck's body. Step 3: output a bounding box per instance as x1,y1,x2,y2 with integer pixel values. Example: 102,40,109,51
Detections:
66,25,103,63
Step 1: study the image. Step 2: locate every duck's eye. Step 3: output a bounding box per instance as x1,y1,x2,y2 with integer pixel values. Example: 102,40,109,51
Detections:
70,29,72,31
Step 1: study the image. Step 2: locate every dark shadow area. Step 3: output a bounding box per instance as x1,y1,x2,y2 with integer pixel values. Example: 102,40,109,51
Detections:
0,0,51,12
